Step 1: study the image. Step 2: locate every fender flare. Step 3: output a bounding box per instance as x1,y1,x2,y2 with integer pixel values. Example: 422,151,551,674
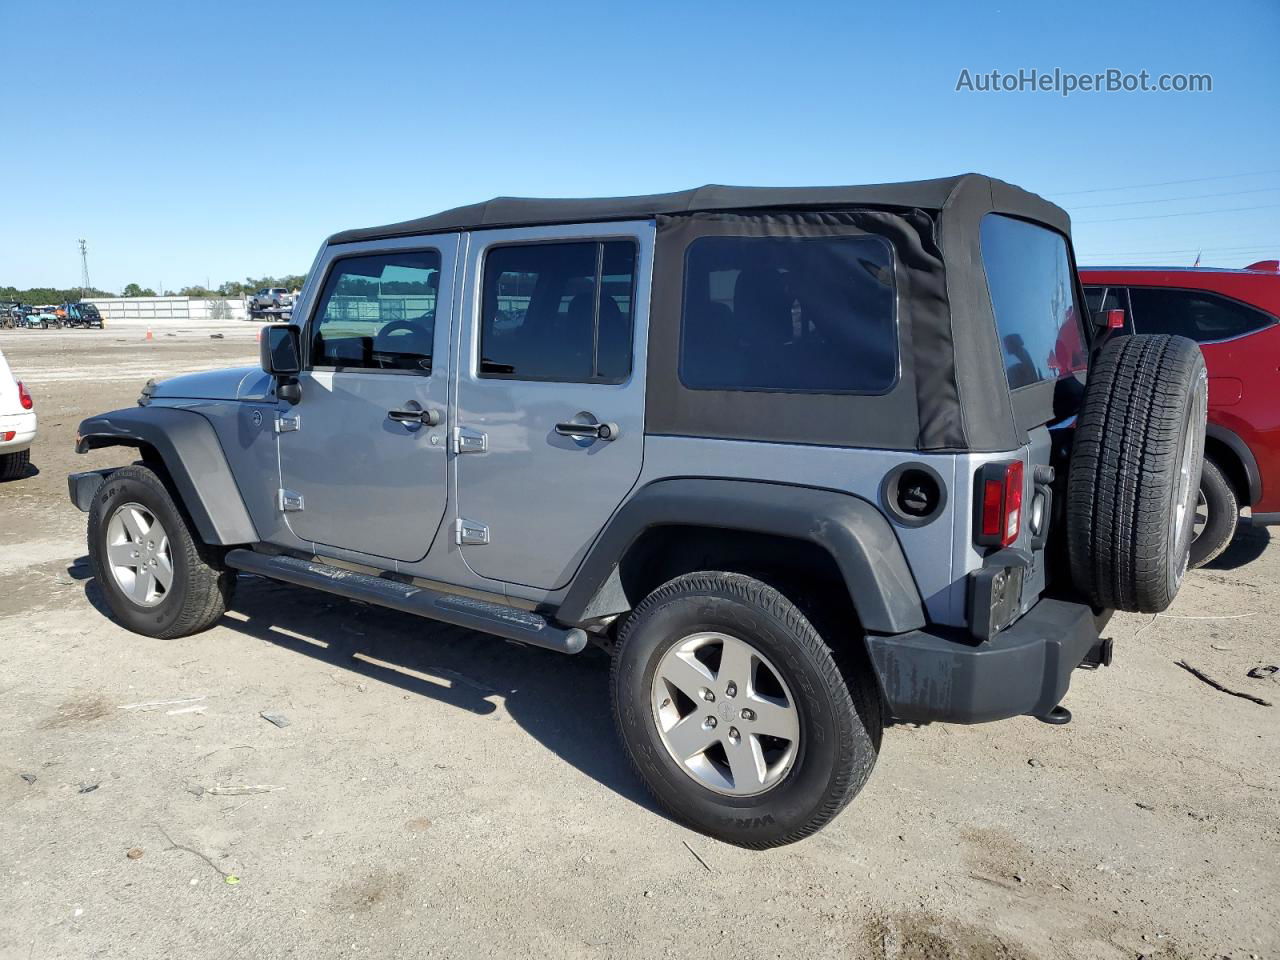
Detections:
75,406,258,545
557,477,926,634
1205,423,1261,506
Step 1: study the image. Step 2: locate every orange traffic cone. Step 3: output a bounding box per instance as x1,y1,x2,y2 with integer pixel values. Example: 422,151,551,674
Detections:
145,327,153,341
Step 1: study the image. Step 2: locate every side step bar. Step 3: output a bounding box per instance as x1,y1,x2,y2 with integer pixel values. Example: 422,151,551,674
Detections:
224,549,588,655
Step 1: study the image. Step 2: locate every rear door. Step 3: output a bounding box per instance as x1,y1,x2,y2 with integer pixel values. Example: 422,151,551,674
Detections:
453,222,652,589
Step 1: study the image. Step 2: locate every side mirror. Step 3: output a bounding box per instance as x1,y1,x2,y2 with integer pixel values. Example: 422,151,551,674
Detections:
1092,308,1126,331
260,324,302,375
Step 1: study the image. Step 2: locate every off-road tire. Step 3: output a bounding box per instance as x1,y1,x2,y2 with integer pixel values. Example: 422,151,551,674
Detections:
611,571,882,848
1189,458,1238,569
0,448,30,481
1067,334,1207,612
88,464,235,638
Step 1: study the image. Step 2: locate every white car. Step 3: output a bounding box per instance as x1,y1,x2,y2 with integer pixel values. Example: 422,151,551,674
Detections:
0,347,36,480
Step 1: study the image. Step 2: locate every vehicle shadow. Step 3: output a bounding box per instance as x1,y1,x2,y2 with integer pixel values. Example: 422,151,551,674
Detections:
1203,521,1271,571
71,562,665,820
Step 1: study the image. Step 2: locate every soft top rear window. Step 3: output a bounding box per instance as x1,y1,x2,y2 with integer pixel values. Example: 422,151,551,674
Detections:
980,214,1086,390
679,235,898,394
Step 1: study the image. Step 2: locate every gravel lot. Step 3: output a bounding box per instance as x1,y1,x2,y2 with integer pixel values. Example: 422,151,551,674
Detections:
1,325,1277,960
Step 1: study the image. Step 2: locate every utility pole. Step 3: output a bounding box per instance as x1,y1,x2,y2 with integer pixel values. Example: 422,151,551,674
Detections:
78,239,90,296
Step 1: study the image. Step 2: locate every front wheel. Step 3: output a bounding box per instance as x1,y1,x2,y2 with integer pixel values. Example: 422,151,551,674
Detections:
611,572,882,848
88,465,235,638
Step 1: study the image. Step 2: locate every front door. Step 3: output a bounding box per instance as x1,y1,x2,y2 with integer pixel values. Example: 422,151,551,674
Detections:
454,223,652,589
278,236,458,563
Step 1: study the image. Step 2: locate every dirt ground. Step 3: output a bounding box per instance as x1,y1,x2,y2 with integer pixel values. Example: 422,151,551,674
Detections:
1,325,1276,960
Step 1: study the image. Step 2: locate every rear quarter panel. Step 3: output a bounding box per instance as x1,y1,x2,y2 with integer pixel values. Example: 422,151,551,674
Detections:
1203,324,1280,511
633,436,1035,628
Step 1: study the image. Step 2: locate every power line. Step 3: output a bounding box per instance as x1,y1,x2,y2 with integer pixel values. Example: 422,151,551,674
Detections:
1067,187,1280,210
1075,203,1280,224
1052,169,1280,197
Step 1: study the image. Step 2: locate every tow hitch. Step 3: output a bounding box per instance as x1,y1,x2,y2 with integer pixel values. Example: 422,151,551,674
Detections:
1079,636,1114,669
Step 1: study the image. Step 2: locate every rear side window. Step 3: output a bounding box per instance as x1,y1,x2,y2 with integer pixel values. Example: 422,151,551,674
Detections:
1083,285,1133,333
310,250,440,372
479,240,636,383
1127,287,1275,343
679,235,898,393
981,214,1086,389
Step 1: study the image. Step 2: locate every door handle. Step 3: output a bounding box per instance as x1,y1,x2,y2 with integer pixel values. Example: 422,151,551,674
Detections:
388,407,442,427
555,420,619,441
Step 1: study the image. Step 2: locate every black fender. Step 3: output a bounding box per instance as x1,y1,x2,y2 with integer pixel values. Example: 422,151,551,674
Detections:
74,406,258,545
557,478,926,634
1205,422,1262,507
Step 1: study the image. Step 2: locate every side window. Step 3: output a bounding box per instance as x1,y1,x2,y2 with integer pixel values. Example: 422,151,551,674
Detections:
1127,287,1275,343
479,240,636,382
1084,285,1135,332
981,214,1087,389
679,235,898,393
310,250,440,372
1083,286,1107,313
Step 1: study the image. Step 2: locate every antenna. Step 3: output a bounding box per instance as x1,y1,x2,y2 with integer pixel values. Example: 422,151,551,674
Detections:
78,239,91,296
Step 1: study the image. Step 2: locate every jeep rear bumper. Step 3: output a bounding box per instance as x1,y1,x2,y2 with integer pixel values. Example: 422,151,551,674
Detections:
865,598,1112,724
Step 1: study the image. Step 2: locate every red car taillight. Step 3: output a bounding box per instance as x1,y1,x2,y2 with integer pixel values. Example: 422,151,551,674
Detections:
976,460,1023,548
17,381,33,410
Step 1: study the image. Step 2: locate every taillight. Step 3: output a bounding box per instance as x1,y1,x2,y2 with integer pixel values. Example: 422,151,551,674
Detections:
975,460,1023,548
17,381,33,410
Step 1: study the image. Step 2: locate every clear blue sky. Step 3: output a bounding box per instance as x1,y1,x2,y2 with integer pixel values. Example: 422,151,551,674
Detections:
3,0,1277,292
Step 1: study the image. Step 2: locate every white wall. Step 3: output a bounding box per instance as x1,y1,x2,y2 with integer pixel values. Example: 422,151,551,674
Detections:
85,296,249,323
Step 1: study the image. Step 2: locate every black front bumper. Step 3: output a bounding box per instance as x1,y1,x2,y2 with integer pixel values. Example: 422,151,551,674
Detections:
865,598,1111,724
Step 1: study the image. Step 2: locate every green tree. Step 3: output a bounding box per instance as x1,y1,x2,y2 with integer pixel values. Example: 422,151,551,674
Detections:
122,283,157,298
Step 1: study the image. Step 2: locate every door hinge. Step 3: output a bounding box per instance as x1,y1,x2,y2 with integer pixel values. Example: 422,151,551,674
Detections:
275,413,301,433
455,517,489,545
453,426,487,454
278,488,305,512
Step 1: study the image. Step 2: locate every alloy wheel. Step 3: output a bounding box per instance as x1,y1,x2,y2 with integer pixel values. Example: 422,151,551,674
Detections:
105,501,174,607
651,632,800,797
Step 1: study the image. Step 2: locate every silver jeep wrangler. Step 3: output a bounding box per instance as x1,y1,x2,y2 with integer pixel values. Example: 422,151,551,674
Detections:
69,174,1207,847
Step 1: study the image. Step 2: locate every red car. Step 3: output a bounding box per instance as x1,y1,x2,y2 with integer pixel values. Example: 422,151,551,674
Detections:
1081,261,1280,566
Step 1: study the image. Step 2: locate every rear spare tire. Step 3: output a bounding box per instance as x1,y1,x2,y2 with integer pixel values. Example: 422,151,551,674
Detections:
1067,334,1207,613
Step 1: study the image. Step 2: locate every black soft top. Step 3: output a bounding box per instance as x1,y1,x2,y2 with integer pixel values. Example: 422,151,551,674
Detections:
329,173,1069,245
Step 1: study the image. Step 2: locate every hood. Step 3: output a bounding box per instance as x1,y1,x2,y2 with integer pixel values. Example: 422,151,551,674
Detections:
146,366,273,402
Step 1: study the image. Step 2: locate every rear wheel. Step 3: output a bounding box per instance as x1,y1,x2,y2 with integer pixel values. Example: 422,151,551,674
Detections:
611,571,881,848
1189,458,1239,568
0,448,30,481
88,465,235,638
